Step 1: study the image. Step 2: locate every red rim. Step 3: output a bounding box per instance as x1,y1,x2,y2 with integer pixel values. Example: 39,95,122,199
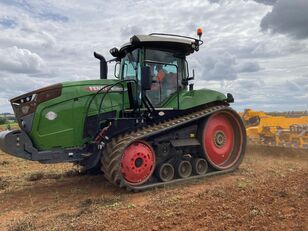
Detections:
202,111,243,169
121,141,155,185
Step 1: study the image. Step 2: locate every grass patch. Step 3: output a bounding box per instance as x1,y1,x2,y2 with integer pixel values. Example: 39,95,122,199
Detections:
64,169,82,177
43,173,62,180
26,172,44,182
249,205,264,217
236,178,253,189
0,160,10,165
0,177,9,190
77,195,122,209
211,188,227,198
8,216,35,231
25,169,82,182
160,195,181,205
127,203,136,209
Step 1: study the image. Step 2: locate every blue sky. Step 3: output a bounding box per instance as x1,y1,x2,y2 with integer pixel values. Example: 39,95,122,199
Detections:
0,0,307,112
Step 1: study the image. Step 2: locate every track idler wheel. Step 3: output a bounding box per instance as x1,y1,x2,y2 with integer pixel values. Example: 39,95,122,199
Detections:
200,110,246,170
157,163,174,182
176,160,192,178
192,158,208,175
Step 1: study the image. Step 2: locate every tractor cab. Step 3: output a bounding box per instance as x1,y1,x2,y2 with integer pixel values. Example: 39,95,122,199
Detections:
108,33,202,108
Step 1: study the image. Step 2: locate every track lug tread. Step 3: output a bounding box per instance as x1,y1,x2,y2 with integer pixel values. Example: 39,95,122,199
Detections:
100,105,245,191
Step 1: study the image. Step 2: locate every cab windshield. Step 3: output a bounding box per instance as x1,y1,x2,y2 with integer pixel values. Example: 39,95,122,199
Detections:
145,49,183,107
120,48,183,108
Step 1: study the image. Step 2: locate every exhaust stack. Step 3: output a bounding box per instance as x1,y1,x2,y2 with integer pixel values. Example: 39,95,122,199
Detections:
94,52,108,79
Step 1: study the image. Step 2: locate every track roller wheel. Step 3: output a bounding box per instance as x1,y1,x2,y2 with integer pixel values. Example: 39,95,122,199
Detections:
200,110,246,170
192,158,208,175
176,160,192,178
157,163,174,182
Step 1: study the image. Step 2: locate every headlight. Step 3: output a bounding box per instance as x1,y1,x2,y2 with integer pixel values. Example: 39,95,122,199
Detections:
45,111,57,121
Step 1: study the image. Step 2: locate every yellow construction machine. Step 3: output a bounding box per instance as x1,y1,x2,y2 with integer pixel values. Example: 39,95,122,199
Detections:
242,109,308,149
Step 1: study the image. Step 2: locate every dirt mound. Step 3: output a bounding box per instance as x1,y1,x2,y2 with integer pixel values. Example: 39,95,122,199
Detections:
0,145,307,231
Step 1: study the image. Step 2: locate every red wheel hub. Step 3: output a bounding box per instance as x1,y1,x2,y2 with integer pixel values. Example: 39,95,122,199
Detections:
203,113,235,166
121,141,155,185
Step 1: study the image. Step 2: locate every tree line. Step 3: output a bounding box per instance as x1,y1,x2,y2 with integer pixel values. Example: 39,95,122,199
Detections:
0,116,16,125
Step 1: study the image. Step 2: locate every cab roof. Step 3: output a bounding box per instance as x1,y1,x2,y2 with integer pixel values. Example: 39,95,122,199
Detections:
119,34,201,57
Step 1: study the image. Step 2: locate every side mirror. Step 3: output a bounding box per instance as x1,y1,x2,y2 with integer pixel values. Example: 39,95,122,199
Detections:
114,62,120,78
188,69,195,81
185,60,189,79
141,66,152,91
182,69,195,85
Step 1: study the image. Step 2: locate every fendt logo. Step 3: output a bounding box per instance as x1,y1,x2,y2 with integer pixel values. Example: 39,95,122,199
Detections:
84,86,125,92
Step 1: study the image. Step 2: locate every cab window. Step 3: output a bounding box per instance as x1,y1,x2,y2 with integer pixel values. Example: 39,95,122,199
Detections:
121,49,140,80
145,49,182,106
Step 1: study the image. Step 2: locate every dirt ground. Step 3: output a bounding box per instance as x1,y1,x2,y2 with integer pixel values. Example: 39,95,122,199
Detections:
0,145,307,231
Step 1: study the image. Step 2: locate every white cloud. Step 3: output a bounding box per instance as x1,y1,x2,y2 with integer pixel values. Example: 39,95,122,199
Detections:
236,62,261,73
0,75,43,97
0,98,8,106
254,0,277,6
0,0,307,112
199,49,237,80
0,46,45,74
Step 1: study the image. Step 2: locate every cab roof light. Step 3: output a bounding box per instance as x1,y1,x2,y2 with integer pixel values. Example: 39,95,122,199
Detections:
197,28,203,40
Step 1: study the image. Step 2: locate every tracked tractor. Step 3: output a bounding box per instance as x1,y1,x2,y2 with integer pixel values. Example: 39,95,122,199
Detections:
0,29,246,191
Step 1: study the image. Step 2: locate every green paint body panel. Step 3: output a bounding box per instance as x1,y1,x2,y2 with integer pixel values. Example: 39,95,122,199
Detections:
162,89,227,109
29,79,129,150
28,80,226,151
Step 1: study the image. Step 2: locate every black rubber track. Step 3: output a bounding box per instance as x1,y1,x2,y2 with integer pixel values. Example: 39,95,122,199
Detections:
101,105,246,191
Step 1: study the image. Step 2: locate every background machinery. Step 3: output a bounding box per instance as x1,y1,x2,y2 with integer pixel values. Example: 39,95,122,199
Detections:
0,30,246,190
243,109,308,149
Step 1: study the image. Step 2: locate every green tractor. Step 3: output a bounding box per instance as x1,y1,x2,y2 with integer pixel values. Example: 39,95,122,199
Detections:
0,30,246,191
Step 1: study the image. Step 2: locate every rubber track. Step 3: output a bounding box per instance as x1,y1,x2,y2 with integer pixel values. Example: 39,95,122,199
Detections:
101,105,237,191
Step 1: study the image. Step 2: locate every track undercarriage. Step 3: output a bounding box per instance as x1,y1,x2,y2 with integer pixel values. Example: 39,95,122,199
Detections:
101,105,246,191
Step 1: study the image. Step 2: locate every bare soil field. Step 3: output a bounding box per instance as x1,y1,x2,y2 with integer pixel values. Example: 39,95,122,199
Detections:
0,145,307,231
